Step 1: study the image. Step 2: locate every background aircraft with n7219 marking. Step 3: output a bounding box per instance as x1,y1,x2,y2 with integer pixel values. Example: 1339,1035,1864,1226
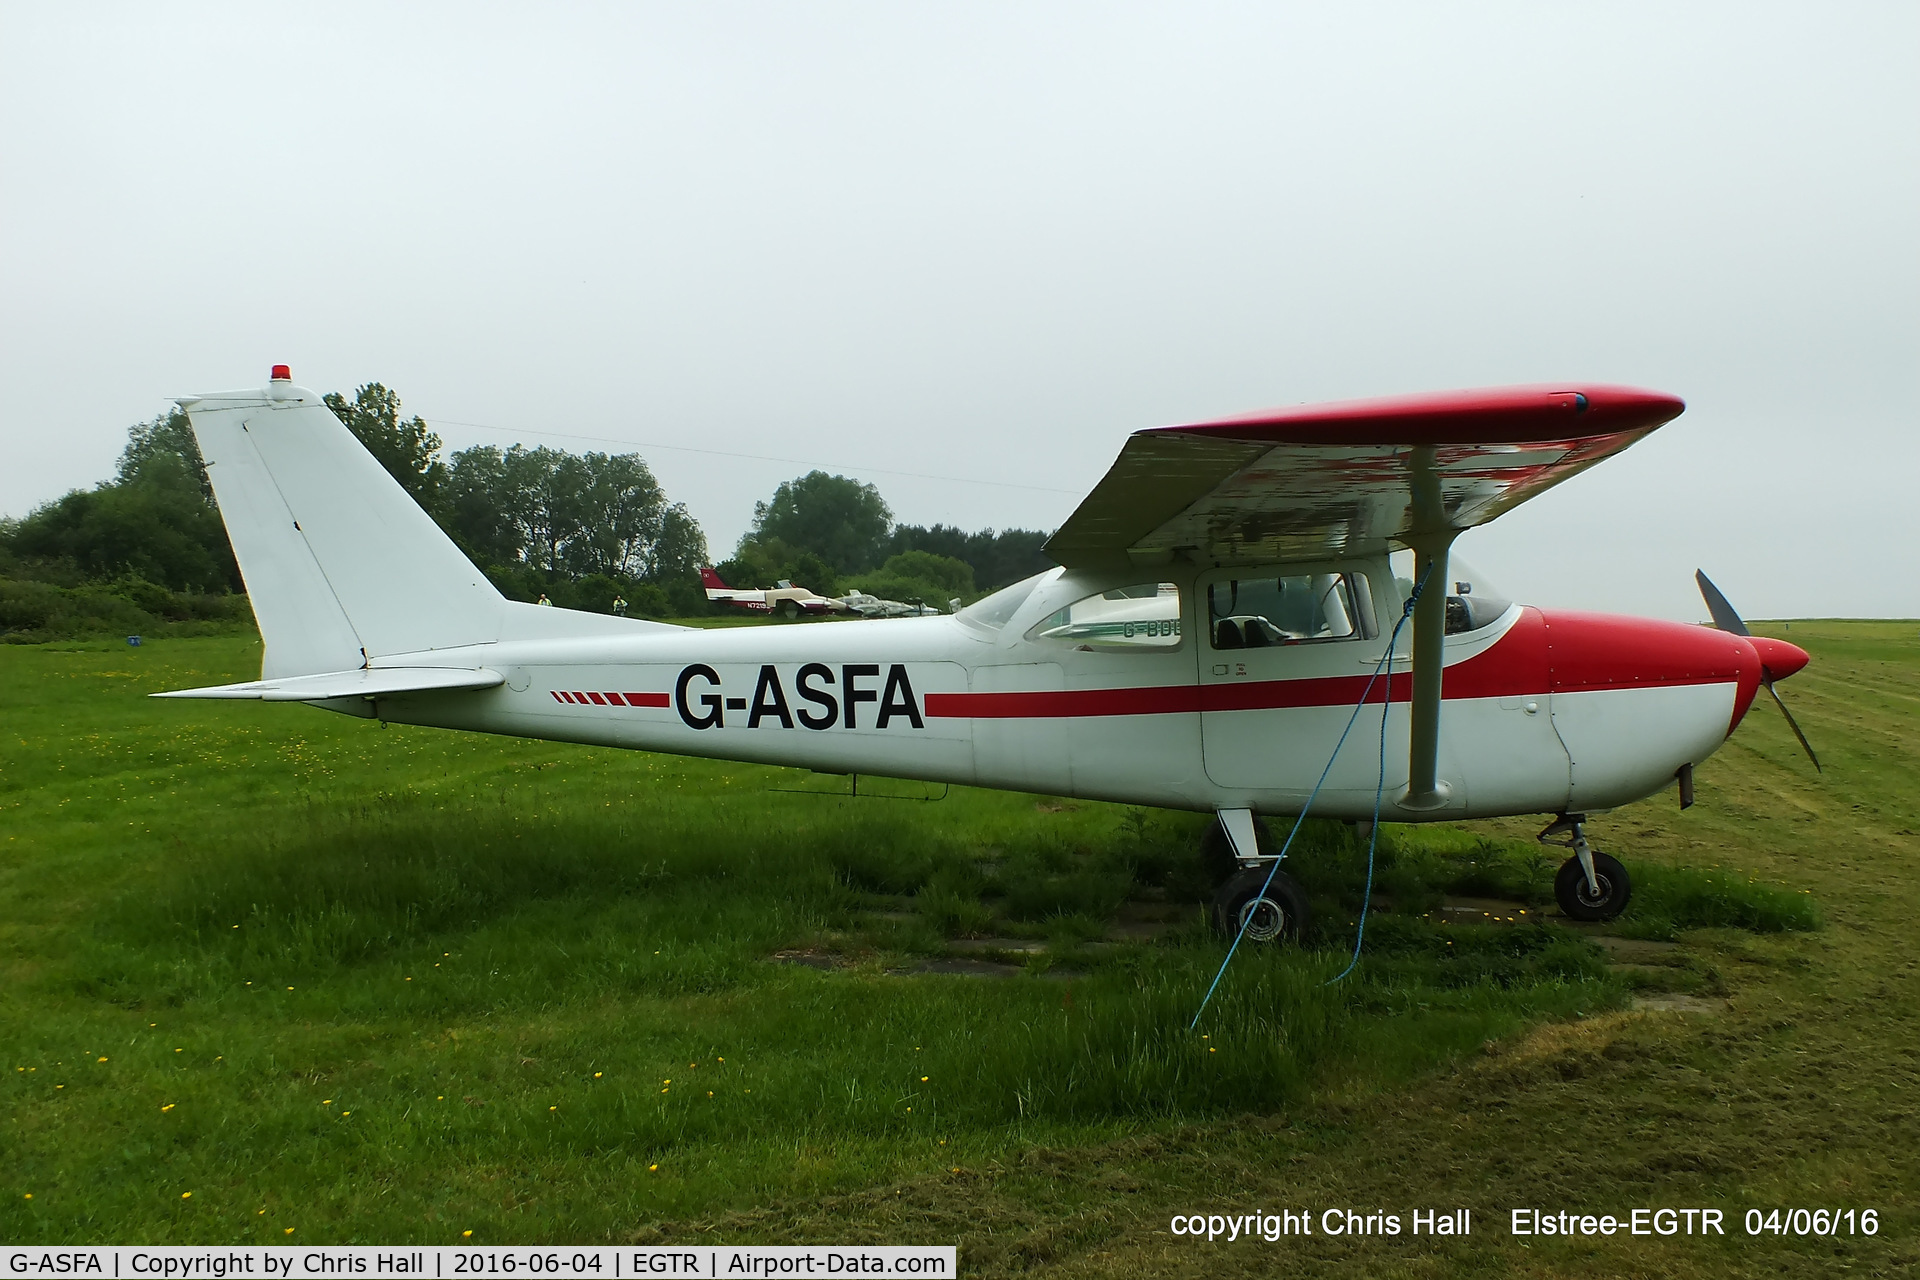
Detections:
157,369,1816,941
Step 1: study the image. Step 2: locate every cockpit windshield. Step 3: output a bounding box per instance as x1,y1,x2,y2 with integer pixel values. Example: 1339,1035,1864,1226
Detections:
955,570,1054,632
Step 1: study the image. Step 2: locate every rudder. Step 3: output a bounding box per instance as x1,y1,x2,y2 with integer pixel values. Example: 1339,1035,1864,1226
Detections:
179,368,503,678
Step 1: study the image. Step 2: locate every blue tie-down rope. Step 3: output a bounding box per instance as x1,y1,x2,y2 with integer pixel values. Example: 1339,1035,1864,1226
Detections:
1190,565,1431,1028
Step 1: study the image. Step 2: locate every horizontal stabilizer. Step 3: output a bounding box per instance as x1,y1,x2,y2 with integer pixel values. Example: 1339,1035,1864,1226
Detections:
152,666,503,703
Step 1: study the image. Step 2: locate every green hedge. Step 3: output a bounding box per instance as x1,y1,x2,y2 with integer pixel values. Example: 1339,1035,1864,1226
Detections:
0,575,253,643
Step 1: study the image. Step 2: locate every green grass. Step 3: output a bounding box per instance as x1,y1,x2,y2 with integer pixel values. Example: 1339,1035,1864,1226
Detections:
0,624,1909,1275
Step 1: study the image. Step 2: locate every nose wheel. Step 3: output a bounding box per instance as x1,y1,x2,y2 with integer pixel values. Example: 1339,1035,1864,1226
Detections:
1539,815,1633,921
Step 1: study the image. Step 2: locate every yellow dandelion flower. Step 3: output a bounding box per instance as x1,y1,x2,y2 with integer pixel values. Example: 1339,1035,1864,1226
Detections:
182,1192,192,1199
97,1057,108,1063
593,1072,602,1078
648,1164,658,1172
707,1091,713,1097
284,1228,294,1235
920,1076,928,1082
462,1231,472,1239
258,1210,265,1215
549,1106,557,1111
322,1100,332,1105
342,1112,350,1117
161,1104,175,1112
23,1194,31,1199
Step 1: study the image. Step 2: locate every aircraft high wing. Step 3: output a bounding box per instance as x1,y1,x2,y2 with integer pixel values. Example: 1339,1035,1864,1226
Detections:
158,370,1807,943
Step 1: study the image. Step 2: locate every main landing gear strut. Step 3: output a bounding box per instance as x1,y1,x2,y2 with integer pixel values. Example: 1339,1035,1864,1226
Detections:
1203,810,1311,944
1539,814,1633,922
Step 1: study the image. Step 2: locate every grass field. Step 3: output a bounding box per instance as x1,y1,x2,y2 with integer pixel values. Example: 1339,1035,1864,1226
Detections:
1,622,1914,1276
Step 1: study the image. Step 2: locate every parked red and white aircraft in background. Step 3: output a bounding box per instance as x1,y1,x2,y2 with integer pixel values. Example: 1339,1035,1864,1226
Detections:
157,369,1816,941
699,567,840,617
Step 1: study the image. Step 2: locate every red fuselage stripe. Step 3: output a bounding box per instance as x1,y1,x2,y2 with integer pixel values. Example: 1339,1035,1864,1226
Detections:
924,609,1751,719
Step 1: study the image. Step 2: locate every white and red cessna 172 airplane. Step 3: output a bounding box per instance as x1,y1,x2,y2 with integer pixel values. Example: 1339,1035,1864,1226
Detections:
158,369,1815,941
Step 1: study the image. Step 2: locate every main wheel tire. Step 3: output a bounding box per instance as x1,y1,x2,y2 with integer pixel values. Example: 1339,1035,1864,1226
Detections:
781,599,800,619
1554,851,1632,921
1211,867,1311,944
1200,816,1276,888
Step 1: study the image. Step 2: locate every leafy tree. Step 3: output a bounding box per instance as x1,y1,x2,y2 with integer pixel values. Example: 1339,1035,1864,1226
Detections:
5,473,238,593
440,445,523,567
717,539,839,601
891,523,1053,590
749,471,892,573
871,550,974,596
4,408,239,594
649,503,708,580
509,445,585,575
567,451,664,578
848,551,975,610
118,408,212,501
441,442,705,610
323,383,445,511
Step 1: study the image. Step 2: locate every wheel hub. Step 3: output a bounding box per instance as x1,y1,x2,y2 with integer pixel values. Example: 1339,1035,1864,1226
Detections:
1237,896,1288,943
1576,874,1614,908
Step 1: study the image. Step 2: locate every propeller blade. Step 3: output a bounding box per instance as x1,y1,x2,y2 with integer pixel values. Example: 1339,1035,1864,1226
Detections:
1695,570,1751,636
1762,676,1821,772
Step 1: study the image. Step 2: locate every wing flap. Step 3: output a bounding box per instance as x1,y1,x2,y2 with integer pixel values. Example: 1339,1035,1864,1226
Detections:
153,666,504,702
1046,384,1684,569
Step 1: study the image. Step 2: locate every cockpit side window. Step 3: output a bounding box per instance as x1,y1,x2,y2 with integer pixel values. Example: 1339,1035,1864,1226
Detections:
1208,573,1373,650
1027,582,1183,650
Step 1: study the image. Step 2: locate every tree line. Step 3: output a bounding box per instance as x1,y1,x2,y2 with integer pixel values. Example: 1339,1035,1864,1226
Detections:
0,381,1055,639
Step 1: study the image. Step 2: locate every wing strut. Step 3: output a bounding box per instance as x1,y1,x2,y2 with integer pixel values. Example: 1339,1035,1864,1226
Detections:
1402,447,1455,810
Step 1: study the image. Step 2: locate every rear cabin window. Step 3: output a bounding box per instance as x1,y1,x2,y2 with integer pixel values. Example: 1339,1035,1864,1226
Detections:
1208,573,1375,650
1028,582,1183,650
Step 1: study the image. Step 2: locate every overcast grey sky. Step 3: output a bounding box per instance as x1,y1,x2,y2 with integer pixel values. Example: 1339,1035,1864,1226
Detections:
3,2,1914,619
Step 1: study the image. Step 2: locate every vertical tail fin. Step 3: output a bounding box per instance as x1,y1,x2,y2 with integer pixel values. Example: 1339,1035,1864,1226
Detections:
700,566,731,595
179,369,504,677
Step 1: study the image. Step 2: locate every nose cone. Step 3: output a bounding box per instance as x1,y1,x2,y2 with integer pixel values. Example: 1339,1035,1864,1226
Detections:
1750,636,1809,681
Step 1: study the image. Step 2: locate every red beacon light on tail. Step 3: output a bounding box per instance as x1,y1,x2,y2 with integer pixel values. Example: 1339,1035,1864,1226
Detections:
270,365,292,381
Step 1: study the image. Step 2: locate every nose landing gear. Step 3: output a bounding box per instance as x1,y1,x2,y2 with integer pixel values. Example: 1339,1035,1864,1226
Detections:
1539,814,1633,921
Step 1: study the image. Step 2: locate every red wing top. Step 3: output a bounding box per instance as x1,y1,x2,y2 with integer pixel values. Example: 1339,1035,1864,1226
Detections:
1044,384,1684,569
